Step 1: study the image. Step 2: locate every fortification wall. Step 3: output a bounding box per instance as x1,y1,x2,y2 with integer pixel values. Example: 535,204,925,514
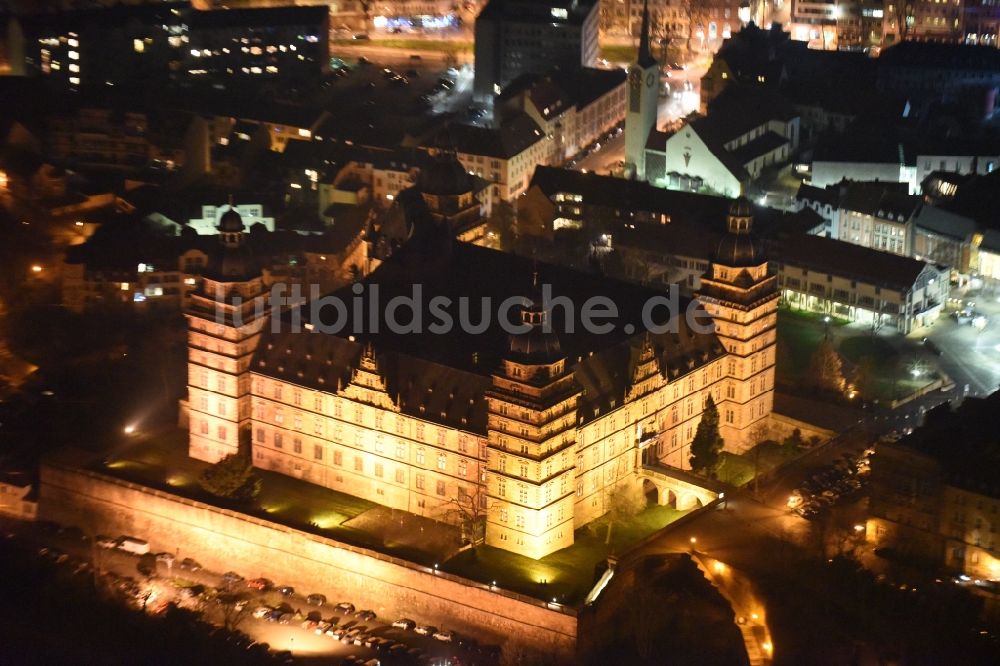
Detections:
39,455,576,660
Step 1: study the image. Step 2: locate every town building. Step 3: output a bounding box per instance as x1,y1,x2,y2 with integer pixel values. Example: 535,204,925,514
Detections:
0,471,38,521
876,42,1000,108
185,199,776,559
497,67,627,166
426,115,553,201
868,393,1000,581
18,3,330,91
473,0,599,100
835,181,919,257
773,234,948,333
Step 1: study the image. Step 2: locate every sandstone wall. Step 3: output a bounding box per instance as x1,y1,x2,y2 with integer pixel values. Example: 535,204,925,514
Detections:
39,455,576,660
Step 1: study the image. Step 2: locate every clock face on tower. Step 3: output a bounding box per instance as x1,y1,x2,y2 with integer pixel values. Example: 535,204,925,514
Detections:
646,71,656,88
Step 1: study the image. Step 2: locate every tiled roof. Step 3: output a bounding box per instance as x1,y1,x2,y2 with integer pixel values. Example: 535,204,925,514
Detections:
255,239,725,431
772,234,934,291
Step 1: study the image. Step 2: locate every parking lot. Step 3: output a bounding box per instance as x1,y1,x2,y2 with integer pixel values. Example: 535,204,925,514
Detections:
3,520,500,665
786,447,872,521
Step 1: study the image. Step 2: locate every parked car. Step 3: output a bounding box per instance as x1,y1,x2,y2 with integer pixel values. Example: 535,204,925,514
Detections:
247,577,273,591
355,609,377,621
155,552,175,566
306,593,327,606
252,606,273,619
117,536,150,555
222,571,245,586
334,602,355,614
414,625,436,636
96,535,118,549
179,558,202,572
392,617,415,630
276,585,295,597
433,629,454,642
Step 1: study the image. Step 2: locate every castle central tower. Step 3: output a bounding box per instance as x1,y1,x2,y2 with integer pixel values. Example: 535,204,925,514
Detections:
624,0,659,181
696,198,778,452
485,285,580,560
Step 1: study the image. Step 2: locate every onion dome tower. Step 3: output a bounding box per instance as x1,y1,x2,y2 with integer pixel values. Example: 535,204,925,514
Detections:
696,197,778,452
484,275,580,559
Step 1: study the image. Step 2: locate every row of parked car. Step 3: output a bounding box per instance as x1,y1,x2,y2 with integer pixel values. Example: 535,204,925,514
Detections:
787,448,873,519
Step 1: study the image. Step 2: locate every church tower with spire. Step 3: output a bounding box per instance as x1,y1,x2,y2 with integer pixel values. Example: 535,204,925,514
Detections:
484,279,580,560
185,207,271,463
696,198,778,452
625,0,660,181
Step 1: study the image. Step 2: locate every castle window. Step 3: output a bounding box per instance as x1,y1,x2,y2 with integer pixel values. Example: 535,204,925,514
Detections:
334,402,342,418
293,438,302,454
293,390,301,406
458,459,468,476
499,478,507,496
274,385,282,400
416,448,425,465
375,413,384,429
396,443,405,458
416,474,425,490
314,394,322,411
437,453,447,470
516,514,525,529
354,456,363,472
395,468,405,484
334,450,342,466
217,426,227,441
200,420,209,435
256,429,265,443
416,423,425,440
518,484,528,504
436,480,446,496
375,463,384,478
314,421,323,436
314,445,323,460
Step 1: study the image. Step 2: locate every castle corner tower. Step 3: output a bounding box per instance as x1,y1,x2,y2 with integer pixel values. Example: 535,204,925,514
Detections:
696,198,778,452
624,0,659,181
185,208,271,463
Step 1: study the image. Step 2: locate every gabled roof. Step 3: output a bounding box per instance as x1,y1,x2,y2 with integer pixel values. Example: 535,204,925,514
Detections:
911,205,977,242
772,234,935,291
879,41,1000,71
839,181,919,220
430,115,545,159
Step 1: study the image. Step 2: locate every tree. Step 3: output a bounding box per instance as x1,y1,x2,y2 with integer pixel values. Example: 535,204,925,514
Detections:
213,592,251,632
807,337,845,393
690,395,724,476
198,448,261,502
604,478,646,545
442,486,489,549
783,427,805,453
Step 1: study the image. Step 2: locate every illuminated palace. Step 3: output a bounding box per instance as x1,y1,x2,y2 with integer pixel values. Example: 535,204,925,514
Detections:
184,198,777,560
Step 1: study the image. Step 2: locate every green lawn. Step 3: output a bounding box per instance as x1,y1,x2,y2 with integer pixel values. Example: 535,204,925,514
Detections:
331,38,472,54
838,335,897,369
443,504,687,604
776,310,830,381
100,430,423,557
716,452,756,486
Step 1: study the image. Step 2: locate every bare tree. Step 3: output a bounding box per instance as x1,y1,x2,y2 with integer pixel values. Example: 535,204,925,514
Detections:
442,485,490,548
213,592,251,632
